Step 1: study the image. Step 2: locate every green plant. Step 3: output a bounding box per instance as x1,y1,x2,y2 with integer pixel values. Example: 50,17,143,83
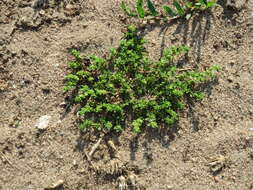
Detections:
64,25,220,133
121,0,216,20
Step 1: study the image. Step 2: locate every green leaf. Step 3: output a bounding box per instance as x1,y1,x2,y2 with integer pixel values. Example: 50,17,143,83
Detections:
163,6,177,17
173,0,185,16
199,0,206,6
185,1,193,8
190,91,205,100
114,125,123,132
71,49,82,59
136,0,145,18
68,61,81,69
104,121,113,130
65,74,79,81
76,70,90,78
146,0,157,16
63,85,73,92
79,120,97,131
120,1,136,17
132,118,143,133
206,1,216,8
79,105,94,115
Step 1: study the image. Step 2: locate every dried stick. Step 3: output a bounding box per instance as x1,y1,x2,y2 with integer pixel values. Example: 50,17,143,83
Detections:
84,135,104,169
0,151,14,168
88,136,103,158
177,67,193,72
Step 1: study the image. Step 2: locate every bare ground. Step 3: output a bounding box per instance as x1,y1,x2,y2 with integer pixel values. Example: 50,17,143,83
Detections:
0,0,253,189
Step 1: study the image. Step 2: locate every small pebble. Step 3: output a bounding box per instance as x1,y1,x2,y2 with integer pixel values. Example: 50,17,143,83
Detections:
66,4,74,10
39,10,45,15
214,176,220,183
35,115,51,130
227,77,233,83
45,179,64,189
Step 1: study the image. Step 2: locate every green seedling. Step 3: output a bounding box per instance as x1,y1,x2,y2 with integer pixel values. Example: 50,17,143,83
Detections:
121,1,137,17
121,0,217,20
64,25,220,134
137,0,145,18
147,0,158,16
163,0,217,19
121,0,158,18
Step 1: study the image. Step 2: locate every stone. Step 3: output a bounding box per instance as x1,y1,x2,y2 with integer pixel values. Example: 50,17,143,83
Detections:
35,115,51,130
45,179,64,189
66,4,74,11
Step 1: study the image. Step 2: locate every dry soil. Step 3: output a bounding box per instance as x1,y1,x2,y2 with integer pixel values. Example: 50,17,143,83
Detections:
0,0,253,189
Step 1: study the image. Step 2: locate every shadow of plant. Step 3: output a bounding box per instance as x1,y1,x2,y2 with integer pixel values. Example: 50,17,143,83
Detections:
137,10,214,63
128,122,179,163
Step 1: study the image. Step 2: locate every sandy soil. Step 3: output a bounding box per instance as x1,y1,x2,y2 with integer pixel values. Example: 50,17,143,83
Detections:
0,0,253,189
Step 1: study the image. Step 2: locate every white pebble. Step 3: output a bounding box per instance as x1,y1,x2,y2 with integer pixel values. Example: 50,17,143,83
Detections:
35,115,51,130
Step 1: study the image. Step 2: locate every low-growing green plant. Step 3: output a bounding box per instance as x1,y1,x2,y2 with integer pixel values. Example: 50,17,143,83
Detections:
121,0,216,20
64,25,220,133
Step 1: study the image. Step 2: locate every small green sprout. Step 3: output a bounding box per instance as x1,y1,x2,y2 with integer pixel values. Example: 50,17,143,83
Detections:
121,0,217,20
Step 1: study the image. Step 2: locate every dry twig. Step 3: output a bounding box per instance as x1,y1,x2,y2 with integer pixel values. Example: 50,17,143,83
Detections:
0,151,14,168
177,67,193,72
84,135,104,169
88,136,103,158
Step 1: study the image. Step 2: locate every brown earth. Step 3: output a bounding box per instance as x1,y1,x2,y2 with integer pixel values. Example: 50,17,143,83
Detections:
0,0,253,189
